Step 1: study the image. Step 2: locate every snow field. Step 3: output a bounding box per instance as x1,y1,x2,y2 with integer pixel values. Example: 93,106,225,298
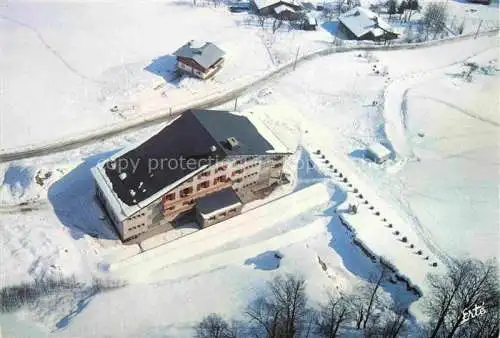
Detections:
107,182,333,282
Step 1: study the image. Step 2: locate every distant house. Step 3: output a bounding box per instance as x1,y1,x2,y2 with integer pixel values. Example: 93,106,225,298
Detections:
173,40,225,80
338,7,398,41
301,12,318,30
366,143,392,164
273,4,301,20
251,0,302,16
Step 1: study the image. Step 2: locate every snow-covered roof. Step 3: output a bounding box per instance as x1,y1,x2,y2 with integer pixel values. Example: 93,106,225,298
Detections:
305,12,317,25
339,7,395,38
92,110,291,222
274,4,296,14
252,0,301,10
367,142,392,160
196,187,242,218
173,40,225,69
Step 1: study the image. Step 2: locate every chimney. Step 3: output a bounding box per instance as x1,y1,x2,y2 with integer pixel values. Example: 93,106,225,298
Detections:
226,137,240,150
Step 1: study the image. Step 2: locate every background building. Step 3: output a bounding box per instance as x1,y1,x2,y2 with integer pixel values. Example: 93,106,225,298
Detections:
173,40,225,79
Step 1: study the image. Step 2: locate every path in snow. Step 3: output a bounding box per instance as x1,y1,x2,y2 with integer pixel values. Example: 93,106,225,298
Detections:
381,46,498,161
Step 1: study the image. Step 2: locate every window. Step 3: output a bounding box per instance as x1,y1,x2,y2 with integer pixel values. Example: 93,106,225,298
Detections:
180,187,193,198
273,163,283,169
164,193,175,201
234,159,243,165
183,200,194,206
234,178,242,183
214,175,227,184
165,205,175,211
216,165,227,173
219,212,227,217
198,171,210,179
197,181,209,190
232,169,243,176
229,208,237,213
208,216,216,221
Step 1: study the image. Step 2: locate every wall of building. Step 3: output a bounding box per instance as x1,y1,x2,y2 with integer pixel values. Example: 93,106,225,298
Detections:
107,154,288,241
177,57,224,80
197,204,243,228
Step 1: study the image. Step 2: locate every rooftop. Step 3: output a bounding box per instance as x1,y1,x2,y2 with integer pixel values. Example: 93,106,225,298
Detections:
252,0,302,10
339,7,395,38
274,4,296,14
196,187,242,217
93,110,291,221
367,142,392,159
173,40,225,69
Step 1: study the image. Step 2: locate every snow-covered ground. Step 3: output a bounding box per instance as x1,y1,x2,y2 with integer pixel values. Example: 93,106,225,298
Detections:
0,1,331,150
1,0,498,152
223,34,499,263
1,1,499,336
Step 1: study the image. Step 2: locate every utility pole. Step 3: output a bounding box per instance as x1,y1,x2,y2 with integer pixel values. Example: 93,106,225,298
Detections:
474,20,483,39
293,47,300,71
234,97,238,111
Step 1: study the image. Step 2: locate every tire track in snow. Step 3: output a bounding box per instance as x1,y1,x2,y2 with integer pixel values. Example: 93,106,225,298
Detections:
0,15,105,85
380,47,499,267
381,45,498,161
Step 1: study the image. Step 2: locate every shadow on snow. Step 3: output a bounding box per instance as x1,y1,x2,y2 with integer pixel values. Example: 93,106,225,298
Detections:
48,150,120,241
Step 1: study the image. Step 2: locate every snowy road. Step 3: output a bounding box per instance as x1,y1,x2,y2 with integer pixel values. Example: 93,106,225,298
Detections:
1,30,497,163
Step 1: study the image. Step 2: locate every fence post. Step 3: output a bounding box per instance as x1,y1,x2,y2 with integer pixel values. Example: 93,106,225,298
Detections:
293,47,300,70
234,97,238,111
475,20,483,39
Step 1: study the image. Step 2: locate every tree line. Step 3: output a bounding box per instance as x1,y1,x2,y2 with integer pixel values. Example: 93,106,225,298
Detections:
194,258,499,337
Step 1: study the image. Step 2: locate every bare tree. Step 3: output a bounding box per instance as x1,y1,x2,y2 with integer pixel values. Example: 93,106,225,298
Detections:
362,267,390,329
363,306,408,338
315,292,352,337
388,0,397,20
348,293,366,329
424,258,499,338
195,313,238,338
246,274,310,338
422,2,448,40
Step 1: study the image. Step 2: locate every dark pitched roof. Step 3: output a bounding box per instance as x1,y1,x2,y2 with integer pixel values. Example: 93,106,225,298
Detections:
196,187,241,215
173,41,225,69
104,110,285,207
192,110,275,156
104,112,226,206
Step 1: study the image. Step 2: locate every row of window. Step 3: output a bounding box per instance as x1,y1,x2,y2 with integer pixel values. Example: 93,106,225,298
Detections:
164,176,228,202
245,163,259,170
195,165,227,180
243,172,258,180
129,212,145,220
234,156,257,166
232,169,244,176
272,163,283,169
128,223,145,232
243,181,257,188
207,208,238,221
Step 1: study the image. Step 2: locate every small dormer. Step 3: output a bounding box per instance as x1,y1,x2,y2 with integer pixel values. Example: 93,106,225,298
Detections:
226,137,240,150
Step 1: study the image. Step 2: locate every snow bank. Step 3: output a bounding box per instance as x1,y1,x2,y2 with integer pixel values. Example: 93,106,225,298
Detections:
108,182,332,282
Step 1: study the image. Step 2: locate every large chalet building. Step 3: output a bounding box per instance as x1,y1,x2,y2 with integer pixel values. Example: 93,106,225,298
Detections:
92,109,291,242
